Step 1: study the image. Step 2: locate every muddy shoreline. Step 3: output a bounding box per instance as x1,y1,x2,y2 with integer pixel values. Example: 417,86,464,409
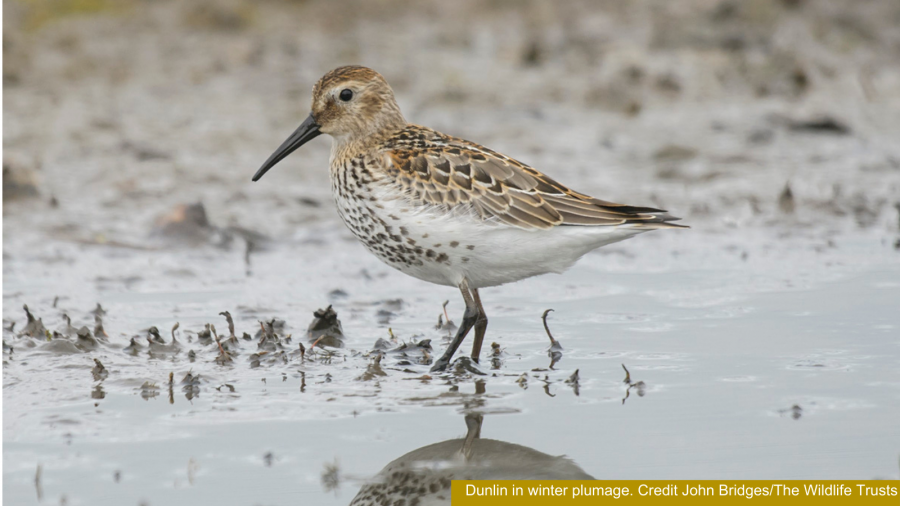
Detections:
5,1,900,504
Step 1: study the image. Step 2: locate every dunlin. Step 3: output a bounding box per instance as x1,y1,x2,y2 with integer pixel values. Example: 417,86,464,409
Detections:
253,66,686,371
349,413,593,506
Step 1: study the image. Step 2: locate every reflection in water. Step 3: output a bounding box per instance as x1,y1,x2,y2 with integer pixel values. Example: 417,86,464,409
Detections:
140,381,159,400
91,384,106,400
621,364,646,405
349,413,593,505
34,464,42,501
565,369,580,396
542,310,564,370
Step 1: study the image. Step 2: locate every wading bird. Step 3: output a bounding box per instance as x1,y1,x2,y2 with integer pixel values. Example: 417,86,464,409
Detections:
253,66,685,371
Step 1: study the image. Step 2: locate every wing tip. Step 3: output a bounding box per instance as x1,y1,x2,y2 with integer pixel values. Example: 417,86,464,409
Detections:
630,212,690,229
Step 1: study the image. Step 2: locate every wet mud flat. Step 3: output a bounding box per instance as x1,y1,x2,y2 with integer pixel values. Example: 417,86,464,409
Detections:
5,0,900,504
4,224,900,505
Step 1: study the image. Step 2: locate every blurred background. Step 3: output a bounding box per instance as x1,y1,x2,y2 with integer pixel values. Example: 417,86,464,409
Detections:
5,0,900,238
4,1,900,505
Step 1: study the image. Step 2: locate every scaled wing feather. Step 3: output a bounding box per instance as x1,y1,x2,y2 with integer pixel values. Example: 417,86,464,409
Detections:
381,126,685,231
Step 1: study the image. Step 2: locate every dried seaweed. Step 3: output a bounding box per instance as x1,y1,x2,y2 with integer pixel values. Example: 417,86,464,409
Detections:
91,359,108,381
542,309,563,369
307,306,344,348
20,305,48,338
357,353,387,381
140,381,160,400
435,300,457,333
565,369,580,396
75,327,99,351
219,311,235,338
147,326,165,344
181,371,202,400
94,315,108,338
210,324,233,365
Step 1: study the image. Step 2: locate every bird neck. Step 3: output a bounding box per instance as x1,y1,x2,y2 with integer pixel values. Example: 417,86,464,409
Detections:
330,120,408,162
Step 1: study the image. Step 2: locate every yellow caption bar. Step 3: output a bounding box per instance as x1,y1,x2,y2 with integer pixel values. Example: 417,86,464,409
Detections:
452,481,899,504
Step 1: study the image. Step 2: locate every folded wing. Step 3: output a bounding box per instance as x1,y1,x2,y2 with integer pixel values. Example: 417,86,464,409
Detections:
381,126,686,231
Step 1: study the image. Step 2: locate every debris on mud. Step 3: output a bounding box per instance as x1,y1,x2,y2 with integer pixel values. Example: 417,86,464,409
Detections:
219,311,236,338
449,356,486,376
147,326,165,344
778,183,795,214
621,364,646,404
516,373,528,389
210,324,233,365
75,327,99,351
124,336,145,354
541,375,556,398
254,318,286,340
94,315,108,338
19,305,48,338
542,309,563,369
357,353,388,381
307,306,344,348
378,338,432,366
256,319,289,352
490,342,503,370
435,300,457,333
181,371,203,400
152,202,220,246
34,465,42,501
373,299,403,325
566,369,580,396
327,288,349,300
653,144,698,162
3,156,40,202
91,359,108,381
140,381,160,400
289,342,307,361
787,116,850,135
249,350,288,368
120,140,171,162
321,459,341,493
778,404,804,420
215,383,236,393
152,202,267,249
541,310,563,350
147,328,180,356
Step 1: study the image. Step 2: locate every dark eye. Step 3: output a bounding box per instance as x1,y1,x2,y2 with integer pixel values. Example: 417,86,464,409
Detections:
339,89,353,102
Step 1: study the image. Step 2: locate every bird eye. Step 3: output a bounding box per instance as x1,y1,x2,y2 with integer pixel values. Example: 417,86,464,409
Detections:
339,89,353,102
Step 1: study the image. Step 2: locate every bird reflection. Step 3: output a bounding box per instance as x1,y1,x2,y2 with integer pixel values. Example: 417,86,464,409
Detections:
349,413,593,505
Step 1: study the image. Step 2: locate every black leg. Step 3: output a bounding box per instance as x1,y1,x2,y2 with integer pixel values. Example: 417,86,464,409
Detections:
470,288,488,362
430,280,476,372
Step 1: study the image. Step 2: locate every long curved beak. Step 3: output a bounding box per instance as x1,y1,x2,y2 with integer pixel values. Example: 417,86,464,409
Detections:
252,113,321,181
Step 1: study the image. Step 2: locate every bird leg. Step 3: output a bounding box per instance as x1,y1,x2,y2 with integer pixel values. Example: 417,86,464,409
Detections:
430,280,477,372
470,288,488,362
461,412,484,460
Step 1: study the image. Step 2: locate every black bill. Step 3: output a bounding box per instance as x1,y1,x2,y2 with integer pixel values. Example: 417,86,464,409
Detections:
252,113,321,181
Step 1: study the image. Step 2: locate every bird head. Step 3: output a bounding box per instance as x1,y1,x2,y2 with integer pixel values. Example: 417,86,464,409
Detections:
252,65,405,181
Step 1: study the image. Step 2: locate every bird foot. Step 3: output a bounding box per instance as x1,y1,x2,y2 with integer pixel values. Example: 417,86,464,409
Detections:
431,356,486,375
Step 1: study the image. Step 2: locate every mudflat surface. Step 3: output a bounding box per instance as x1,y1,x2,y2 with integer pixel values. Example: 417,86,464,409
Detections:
4,1,900,504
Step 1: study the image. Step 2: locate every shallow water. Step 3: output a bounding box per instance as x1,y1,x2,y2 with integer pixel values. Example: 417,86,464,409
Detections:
5,1,900,504
4,223,900,505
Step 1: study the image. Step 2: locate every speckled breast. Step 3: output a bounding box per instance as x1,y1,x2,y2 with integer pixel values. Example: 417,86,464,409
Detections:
331,157,450,280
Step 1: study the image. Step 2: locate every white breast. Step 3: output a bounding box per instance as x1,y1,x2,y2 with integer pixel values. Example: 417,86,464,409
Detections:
335,179,646,289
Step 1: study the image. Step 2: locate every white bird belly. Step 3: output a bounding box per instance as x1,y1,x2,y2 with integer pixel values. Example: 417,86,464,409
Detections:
336,188,645,289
